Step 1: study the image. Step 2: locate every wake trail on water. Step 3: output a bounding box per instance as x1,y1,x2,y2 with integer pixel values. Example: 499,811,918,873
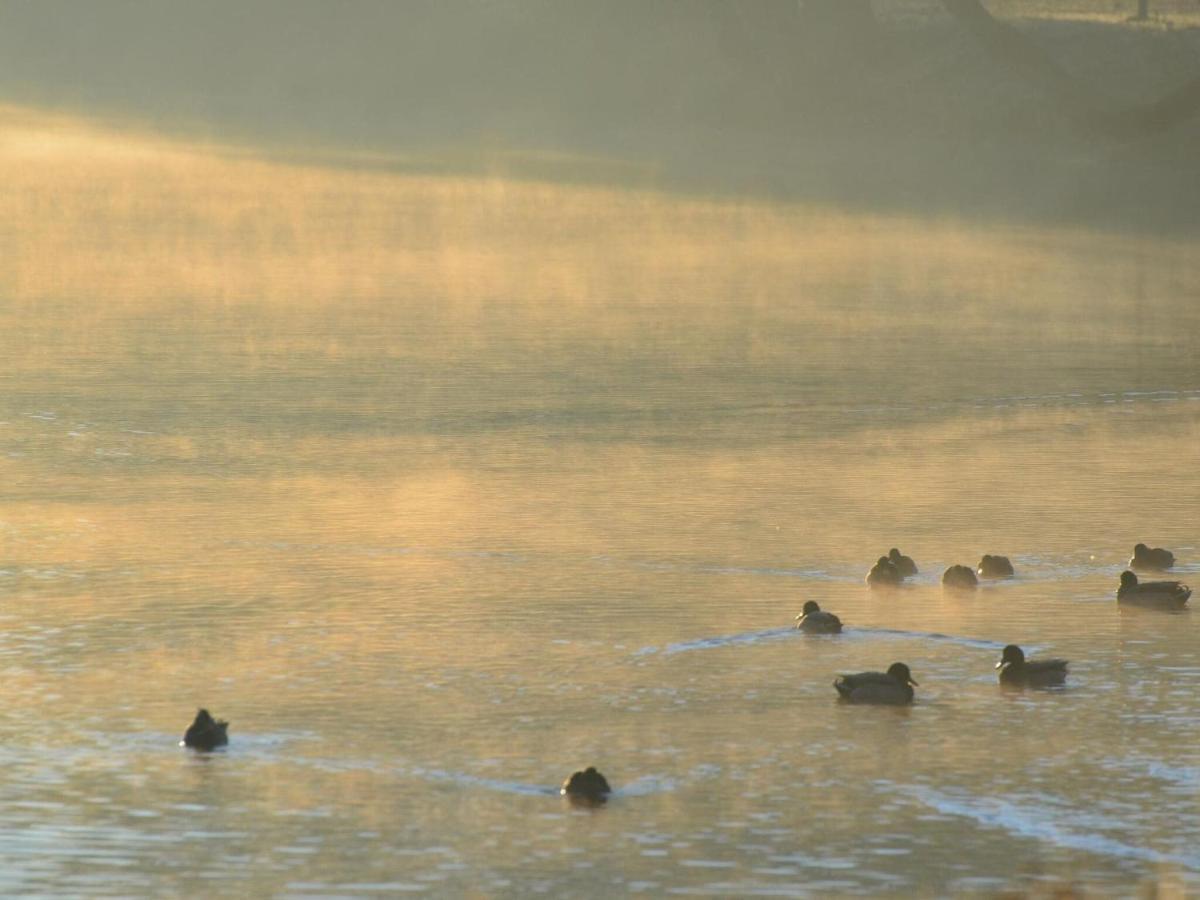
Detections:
298,758,695,799
404,767,692,799
638,627,1007,657
891,783,1200,871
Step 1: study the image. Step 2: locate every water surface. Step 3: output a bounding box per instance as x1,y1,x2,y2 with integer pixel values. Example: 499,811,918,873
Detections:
1,114,1199,895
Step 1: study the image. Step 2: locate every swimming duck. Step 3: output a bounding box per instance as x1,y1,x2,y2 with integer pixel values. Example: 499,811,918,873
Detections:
182,708,229,751
866,556,903,588
1129,543,1175,571
834,662,917,705
561,767,612,806
996,644,1067,688
977,554,1014,578
888,548,918,577
1117,570,1190,609
942,564,978,590
795,600,843,634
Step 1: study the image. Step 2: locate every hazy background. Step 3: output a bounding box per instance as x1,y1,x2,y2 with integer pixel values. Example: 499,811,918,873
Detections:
1,0,1198,228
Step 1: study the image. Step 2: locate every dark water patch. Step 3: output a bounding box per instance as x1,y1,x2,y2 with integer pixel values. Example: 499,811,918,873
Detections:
849,387,1200,419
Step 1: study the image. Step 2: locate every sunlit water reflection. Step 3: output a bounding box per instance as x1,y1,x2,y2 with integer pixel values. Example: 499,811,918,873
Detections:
1,111,1198,895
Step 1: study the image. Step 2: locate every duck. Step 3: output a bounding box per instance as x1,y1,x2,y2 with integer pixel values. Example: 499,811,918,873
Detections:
996,644,1068,688
182,708,229,751
977,554,1014,578
795,600,843,634
834,662,917,705
888,548,918,577
1116,570,1190,609
866,556,904,588
1129,543,1175,571
942,564,978,590
561,767,612,806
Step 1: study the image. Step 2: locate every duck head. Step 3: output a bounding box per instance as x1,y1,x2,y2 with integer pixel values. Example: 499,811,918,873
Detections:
996,644,1025,668
801,600,820,615
1120,570,1139,589
193,709,215,727
887,662,917,686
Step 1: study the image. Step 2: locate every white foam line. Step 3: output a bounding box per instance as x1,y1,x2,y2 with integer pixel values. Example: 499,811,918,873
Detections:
896,784,1200,870
619,775,682,797
1099,757,1200,791
852,628,1006,650
662,628,796,655
410,768,556,797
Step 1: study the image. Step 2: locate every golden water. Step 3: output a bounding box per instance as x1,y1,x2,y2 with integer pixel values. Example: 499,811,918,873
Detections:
1,108,1199,895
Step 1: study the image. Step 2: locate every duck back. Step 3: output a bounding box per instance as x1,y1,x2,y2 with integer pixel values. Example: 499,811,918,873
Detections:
1000,658,1068,687
797,609,843,634
1117,571,1190,609
834,669,914,705
1130,544,1175,571
182,709,229,751
977,554,1014,578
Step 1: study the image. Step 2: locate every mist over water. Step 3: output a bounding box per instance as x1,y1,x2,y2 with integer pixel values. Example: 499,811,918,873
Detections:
2,1,1200,895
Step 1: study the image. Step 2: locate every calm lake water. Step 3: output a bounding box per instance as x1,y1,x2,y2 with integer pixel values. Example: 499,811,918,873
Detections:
2,118,1200,896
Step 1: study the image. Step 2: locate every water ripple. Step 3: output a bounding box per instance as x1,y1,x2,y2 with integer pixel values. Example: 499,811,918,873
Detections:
892,783,1200,870
645,626,1006,657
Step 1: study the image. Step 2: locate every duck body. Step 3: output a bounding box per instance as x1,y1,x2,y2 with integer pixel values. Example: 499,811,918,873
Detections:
561,767,612,806
996,644,1067,688
1129,543,1175,571
866,556,904,588
888,548,918,578
1117,570,1190,609
182,709,229,751
977,554,1014,578
834,662,917,705
796,600,843,634
942,564,979,590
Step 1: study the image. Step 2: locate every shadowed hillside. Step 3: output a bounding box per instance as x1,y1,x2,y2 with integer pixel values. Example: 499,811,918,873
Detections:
0,1,1197,229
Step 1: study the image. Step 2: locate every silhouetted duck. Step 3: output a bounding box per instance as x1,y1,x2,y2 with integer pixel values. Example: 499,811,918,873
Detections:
866,556,903,588
888,548,918,578
942,564,978,590
182,709,228,751
1129,543,1174,571
977,554,1014,578
1117,570,1190,609
795,600,843,634
996,644,1067,688
561,767,612,806
834,662,917,705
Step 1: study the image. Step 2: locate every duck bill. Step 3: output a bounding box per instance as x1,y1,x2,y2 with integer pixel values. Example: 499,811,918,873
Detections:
994,660,1005,670
908,677,919,685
